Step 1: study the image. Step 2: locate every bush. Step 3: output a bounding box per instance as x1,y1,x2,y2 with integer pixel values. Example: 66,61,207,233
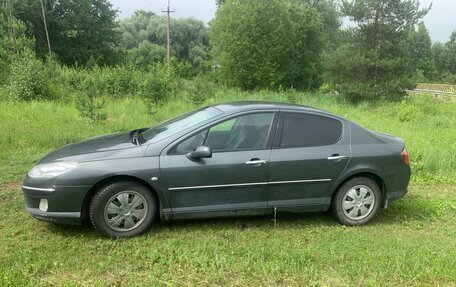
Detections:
334,82,373,103
0,55,9,85
52,64,143,99
97,65,141,98
441,73,456,85
328,45,415,103
173,61,197,79
182,74,218,106
6,50,55,101
76,85,108,122
398,103,423,122
283,88,300,103
139,64,175,111
319,82,334,94
411,93,438,115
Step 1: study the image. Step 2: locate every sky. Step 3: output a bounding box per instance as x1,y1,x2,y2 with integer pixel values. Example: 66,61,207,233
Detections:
109,0,456,43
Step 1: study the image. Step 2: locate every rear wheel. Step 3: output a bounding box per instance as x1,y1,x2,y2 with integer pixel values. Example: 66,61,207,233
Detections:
89,181,155,238
332,177,381,226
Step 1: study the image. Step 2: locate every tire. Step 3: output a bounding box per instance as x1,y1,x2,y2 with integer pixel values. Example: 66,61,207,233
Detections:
89,181,156,238
332,177,381,226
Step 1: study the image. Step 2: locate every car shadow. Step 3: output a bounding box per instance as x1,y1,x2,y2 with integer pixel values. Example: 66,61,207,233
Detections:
46,222,100,239
152,212,336,233
152,196,438,233
45,197,436,238
373,196,439,225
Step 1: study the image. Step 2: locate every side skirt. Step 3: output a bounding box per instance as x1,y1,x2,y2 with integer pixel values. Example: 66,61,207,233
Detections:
161,204,331,221
164,208,272,221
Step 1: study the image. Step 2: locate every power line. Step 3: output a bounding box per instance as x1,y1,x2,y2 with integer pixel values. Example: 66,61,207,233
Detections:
161,0,175,65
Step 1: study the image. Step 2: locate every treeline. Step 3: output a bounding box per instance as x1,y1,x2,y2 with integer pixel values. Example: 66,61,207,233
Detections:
1,0,456,106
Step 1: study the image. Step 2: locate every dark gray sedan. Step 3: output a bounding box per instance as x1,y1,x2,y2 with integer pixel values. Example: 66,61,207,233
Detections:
23,102,411,238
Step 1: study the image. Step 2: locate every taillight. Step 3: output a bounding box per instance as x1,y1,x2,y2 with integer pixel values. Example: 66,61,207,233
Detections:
400,148,409,165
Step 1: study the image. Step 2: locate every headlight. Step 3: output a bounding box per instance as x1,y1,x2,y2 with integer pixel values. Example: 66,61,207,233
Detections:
28,162,78,179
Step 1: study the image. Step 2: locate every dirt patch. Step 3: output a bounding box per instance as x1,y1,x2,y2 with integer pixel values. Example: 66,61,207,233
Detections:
0,182,22,205
0,181,22,191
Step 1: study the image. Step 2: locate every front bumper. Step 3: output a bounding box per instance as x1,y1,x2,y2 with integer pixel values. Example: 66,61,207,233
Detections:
22,182,90,225
26,207,81,225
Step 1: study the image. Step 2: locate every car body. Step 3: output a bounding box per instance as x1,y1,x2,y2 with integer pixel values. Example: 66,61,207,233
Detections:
22,102,411,237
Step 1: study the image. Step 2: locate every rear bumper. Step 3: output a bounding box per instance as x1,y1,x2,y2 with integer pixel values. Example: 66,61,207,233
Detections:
383,165,411,208
385,189,408,208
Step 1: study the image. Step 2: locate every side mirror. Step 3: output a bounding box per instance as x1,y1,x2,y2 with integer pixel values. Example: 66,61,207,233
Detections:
186,145,212,161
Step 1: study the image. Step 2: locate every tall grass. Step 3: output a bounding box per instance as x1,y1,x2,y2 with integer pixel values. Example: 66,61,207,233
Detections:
0,89,454,184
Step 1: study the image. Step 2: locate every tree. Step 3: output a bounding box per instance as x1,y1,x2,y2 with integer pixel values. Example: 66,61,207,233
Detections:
118,10,210,70
445,31,456,75
296,0,341,51
0,4,35,56
217,0,342,51
285,3,326,89
126,41,167,68
328,0,430,102
430,32,456,83
409,22,433,80
0,3,35,83
431,42,448,81
210,0,325,90
10,0,120,66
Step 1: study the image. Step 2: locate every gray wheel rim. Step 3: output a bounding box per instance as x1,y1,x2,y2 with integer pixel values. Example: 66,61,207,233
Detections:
103,190,148,232
342,185,375,220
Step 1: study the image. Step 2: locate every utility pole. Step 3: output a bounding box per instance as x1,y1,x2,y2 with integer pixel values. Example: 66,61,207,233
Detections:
161,0,174,65
39,0,52,56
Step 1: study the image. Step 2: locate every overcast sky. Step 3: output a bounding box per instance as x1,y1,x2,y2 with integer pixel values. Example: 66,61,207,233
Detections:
109,0,456,43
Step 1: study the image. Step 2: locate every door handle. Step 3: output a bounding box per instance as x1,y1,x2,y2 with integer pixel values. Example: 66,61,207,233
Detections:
327,155,347,161
246,159,267,166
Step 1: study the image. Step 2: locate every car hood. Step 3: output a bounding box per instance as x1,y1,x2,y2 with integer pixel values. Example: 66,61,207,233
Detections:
38,132,145,164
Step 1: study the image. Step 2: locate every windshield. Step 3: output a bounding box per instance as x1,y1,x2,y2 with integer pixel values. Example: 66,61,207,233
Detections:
140,107,222,144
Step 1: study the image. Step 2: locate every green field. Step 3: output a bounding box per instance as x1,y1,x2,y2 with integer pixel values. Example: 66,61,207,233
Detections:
1,91,455,286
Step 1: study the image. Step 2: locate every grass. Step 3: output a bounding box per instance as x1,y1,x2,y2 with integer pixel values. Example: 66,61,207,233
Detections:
1,183,455,286
0,91,455,285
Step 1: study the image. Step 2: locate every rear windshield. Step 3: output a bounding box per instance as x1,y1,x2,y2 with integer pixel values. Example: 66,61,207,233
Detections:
141,107,222,143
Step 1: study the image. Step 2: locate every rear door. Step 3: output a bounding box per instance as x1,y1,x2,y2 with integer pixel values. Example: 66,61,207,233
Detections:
268,111,350,210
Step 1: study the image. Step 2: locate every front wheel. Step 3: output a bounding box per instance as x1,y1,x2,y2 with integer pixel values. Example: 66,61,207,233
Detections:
332,177,381,226
89,181,156,238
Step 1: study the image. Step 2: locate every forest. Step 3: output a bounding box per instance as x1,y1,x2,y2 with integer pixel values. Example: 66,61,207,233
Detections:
1,0,456,108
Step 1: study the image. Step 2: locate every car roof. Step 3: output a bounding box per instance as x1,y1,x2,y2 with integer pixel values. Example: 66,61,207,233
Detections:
211,101,333,116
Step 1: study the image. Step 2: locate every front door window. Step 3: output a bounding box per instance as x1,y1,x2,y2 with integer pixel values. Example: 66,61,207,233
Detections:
171,113,274,154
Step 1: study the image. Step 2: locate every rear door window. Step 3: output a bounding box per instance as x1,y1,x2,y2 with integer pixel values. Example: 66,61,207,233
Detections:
279,113,342,148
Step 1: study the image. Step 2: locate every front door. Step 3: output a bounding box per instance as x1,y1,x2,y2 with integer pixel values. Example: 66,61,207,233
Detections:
268,112,350,210
160,112,276,215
